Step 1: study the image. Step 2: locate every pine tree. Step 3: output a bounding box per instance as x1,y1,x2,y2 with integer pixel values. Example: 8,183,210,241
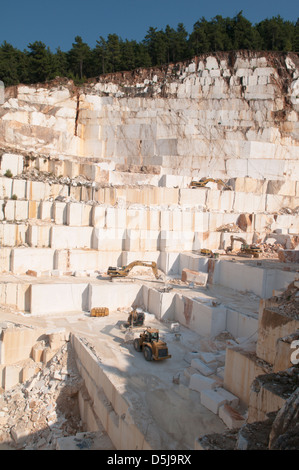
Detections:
53,47,69,78
95,36,109,75
106,34,122,72
188,18,211,55
0,41,21,85
68,36,91,81
27,41,53,83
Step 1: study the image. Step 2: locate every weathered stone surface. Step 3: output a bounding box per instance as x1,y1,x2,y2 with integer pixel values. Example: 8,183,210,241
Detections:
0,52,298,186
269,386,299,449
278,249,299,263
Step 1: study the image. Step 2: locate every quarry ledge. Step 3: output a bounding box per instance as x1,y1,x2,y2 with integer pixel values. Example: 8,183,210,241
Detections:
0,308,229,450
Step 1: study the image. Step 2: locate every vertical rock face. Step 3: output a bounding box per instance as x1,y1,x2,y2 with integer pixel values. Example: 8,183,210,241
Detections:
269,386,299,449
0,51,298,182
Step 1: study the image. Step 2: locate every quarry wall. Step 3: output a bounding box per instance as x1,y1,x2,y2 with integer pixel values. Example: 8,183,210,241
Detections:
0,51,298,185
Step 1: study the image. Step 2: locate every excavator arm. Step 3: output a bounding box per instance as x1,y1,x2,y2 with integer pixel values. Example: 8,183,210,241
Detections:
107,261,160,279
230,236,247,251
227,236,262,258
190,178,231,190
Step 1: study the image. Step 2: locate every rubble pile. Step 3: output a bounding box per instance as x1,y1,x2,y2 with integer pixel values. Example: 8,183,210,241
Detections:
279,207,299,215
271,280,299,320
0,342,85,450
259,242,284,258
16,168,94,189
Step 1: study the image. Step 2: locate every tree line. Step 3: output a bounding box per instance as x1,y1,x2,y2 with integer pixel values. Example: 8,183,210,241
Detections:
0,12,298,86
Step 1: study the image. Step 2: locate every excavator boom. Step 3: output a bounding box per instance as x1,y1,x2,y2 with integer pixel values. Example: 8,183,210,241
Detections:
190,178,231,190
107,260,160,279
227,236,262,258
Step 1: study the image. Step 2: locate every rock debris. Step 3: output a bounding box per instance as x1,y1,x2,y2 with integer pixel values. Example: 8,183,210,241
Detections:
0,342,84,450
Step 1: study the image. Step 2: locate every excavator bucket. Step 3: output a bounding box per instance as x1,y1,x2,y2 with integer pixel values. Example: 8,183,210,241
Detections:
91,307,109,317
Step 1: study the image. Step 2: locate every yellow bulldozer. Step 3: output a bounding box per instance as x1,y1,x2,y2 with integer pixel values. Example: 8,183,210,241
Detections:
107,261,161,279
190,178,232,190
226,236,262,258
134,328,171,361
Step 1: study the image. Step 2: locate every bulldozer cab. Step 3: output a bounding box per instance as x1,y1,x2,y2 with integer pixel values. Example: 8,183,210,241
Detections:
145,328,159,342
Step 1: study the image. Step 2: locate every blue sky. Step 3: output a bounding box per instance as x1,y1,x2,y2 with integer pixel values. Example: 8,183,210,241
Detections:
1,0,298,52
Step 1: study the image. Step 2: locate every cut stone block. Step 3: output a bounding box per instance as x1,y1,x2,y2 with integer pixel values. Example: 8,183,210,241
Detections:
50,226,93,249
26,180,48,201
31,343,45,362
12,179,27,199
189,373,218,393
14,200,29,221
66,202,87,226
28,225,51,248
4,365,22,390
11,424,31,444
181,268,208,286
191,358,215,376
21,364,40,383
183,367,198,380
200,388,228,414
160,230,194,252
1,153,24,176
4,200,15,221
11,247,55,274
92,228,125,251
217,387,239,407
0,176,12,198
40,200,53,220
42,347,58,363
278,249,299,263
219,404,245,429
183,351,201,364
198,351,220,364
106,207,126,229
201,387,239,414
126,209,147,230
53,201,67,225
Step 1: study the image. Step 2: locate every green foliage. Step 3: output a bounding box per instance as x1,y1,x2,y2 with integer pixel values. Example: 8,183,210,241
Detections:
256,15,297,51
4,169,13,178
0,13,297,86
68,36,91,80
27,41,54,83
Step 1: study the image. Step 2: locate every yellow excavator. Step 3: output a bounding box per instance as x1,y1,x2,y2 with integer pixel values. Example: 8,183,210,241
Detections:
190,178,232,190
107,261,161,279
226,236,262,258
